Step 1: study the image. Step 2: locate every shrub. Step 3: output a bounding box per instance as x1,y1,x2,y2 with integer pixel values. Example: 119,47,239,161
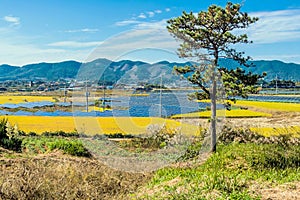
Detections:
218,125,263,144
48,139,91,157
177,124,300,162
176,137,203,161
246,144,300,169
1,137,22,152
41,130,80,137
118,125,180,152
0,118,23,152
219,125,300,147
22,137,91,157
104,133,134,139
0,118,8,139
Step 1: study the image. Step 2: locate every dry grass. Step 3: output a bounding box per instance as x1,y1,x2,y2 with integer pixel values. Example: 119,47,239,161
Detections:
0,152,151,200
251,181,300,200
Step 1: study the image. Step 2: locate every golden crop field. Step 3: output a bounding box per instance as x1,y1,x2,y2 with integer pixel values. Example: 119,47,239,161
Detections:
2,116,200,136
251,126,300,137
197,99,300,112
234,100,300,112
0,95,55,104
171,109,272,119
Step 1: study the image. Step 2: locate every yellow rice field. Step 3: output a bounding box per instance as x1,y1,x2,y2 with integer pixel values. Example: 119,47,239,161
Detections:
197,99,300,112
171,109,272,119
1,115,299,137
0,96,55,104
234,100,300,112
251,126,300,137
2,116,200,135
0,95,299,137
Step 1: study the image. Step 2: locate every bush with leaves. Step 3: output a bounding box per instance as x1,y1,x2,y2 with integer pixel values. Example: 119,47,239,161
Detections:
0,118,23,152
22,137,91,157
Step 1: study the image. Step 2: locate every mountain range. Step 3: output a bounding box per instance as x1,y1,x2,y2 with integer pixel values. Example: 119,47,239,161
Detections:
0,58,299,83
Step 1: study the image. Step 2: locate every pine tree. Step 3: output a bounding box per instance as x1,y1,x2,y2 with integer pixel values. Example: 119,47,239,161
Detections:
167,2,261,152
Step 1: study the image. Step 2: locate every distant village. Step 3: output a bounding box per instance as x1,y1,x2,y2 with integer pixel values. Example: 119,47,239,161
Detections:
0,78,299,93
0,79,164,93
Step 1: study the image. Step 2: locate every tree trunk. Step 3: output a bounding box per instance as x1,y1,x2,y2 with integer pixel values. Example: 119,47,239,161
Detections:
211,78,217,153
211,55,218,153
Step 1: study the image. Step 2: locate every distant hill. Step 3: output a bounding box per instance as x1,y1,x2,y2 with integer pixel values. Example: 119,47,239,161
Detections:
219,59,300,81
0,59,299,83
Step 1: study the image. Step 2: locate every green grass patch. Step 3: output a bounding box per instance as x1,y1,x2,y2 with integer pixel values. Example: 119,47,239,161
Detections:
136,143,300,199
22,136,91,157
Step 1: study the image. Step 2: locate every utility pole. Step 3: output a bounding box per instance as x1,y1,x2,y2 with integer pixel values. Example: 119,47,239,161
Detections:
103,76,106,108
159,75,163,118
275,74,278,95
85,80,89,112
64,83,67,103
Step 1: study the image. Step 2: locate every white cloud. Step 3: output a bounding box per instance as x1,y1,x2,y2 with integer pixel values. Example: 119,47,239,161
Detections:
3,8,300,66
48,41,103,48
3,15,20,25
0,37,93,66
147,11,155,18
138,13,147,19
121,9,165,26
65,28,99,33
85,28,180,63
246,9,300,44
115,20,140,26
0,40,72,66
134,19,167,30
165,8,171,12
136,9,163,19
115,19,167,29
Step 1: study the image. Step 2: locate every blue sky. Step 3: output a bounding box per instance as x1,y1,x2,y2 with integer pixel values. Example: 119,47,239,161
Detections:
1,0,300,65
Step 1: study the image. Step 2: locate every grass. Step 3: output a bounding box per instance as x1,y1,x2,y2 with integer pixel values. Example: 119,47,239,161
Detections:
1,116,200,135
0,120,300,199
135,143,300,199
0,95,55,104
171,109,272,119
21,136,91,157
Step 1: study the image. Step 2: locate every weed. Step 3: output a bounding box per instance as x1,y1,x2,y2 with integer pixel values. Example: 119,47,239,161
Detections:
0,118,23,152
138,143,300,199
22,137,91,157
